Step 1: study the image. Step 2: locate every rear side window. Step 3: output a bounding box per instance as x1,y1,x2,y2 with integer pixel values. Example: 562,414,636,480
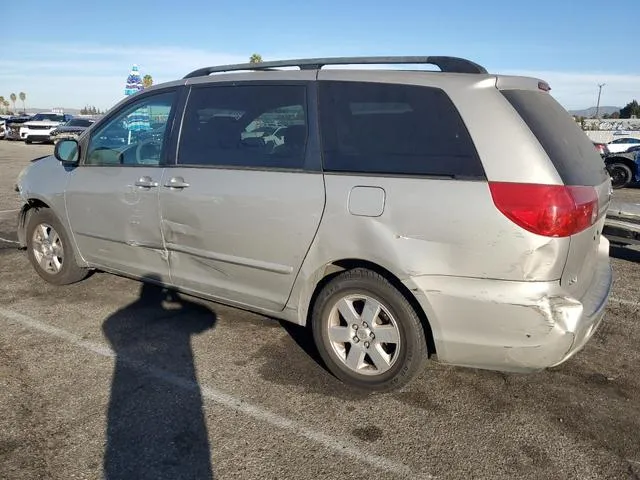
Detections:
501,90,608,186
178,85,308,170
318,81,484,179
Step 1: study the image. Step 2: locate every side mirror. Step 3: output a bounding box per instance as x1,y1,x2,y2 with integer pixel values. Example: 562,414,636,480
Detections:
54,139,79,164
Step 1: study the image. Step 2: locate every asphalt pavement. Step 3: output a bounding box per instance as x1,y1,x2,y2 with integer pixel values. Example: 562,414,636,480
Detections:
1,141,639,480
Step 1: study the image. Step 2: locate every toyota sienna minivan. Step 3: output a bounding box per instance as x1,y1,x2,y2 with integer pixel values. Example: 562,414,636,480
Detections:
15,56,613,391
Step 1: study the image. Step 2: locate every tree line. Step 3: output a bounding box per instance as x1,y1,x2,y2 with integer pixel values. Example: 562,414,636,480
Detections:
605,100,640,119
80,106,104,115
0,92,26,114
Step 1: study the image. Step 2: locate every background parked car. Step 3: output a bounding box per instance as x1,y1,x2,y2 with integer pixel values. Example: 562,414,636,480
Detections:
607,137,640,153
605,150,640,188
0,115,9,139
50,118,96,143
626,145,640,154
20,112,72,144
593,141,610,157
4,114,32,141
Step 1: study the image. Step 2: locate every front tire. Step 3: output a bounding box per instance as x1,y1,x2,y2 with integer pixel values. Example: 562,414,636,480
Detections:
26,208,88,285
312,268,428,392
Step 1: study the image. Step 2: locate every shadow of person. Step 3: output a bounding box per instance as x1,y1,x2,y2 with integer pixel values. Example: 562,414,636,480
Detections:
102,276,216,480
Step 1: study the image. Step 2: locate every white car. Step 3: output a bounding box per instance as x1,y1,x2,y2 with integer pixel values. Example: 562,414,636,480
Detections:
20,112,72,144
607,137,640,154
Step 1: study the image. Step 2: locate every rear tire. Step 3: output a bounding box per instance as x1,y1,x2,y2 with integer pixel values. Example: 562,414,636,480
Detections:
24,138,32,144
311,268,428,392
607,162,633,189
26,208,88,285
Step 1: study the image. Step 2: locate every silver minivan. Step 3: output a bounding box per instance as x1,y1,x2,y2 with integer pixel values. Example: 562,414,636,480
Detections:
15,56,613,391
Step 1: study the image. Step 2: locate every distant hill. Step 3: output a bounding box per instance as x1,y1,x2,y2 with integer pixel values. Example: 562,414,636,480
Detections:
568,106,620,117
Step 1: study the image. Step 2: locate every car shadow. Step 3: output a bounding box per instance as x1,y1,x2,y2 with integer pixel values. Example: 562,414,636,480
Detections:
102,276,217,480
610,244,640,263
278,320,327,369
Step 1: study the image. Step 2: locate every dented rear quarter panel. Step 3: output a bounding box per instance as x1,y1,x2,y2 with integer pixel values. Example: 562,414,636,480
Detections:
286,173,572,325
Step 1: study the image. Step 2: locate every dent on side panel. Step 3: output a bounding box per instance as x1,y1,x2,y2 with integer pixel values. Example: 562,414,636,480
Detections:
404,275,581,371
287,174,570,325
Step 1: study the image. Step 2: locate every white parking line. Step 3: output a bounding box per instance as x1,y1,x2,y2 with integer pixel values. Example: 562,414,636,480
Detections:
0,236,19,245
0,307,428,480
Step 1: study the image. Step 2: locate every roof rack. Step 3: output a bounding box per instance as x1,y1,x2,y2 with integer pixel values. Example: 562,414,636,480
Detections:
183,56,488,79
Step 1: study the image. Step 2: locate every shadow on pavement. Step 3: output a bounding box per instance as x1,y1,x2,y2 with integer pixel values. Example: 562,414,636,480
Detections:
102,276,216,480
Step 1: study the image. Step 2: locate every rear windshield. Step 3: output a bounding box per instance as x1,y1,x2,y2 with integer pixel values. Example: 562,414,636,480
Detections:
501,90,607,186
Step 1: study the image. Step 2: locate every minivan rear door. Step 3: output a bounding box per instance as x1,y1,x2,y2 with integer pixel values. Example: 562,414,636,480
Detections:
160,80,325,312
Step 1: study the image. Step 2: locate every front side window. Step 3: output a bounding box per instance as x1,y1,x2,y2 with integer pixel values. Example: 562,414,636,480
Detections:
178,85,307,169
86,91,175,166
318,81,484,178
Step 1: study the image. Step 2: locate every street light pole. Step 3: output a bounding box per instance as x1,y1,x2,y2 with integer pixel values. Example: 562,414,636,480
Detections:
595,83,605,118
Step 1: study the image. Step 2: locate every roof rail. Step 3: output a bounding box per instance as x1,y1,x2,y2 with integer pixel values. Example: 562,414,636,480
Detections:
183,56,488,79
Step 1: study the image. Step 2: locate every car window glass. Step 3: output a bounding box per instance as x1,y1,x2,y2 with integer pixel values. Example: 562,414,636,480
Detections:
86,91,175,166
178,85,307,169
68,119,93,127
318,81,484,178
501,89,607,186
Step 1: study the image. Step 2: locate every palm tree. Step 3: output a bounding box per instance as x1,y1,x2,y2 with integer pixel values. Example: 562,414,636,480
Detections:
3,101,9,113
249,53,263,64
142,75,153,89
10,93,17,113
19,92,26,113
0,96,4,114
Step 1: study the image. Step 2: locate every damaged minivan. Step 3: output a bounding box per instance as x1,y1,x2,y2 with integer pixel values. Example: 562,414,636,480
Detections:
14,56,613,391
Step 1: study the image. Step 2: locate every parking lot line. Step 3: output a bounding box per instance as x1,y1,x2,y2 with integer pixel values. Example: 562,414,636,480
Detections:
0,306,428,480
0,237,20,245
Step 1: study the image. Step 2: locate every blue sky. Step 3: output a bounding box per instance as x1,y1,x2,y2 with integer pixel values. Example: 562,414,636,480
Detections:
2,0,639,111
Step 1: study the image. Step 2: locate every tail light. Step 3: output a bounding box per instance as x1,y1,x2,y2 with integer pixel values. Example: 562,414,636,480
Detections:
489,182,599,237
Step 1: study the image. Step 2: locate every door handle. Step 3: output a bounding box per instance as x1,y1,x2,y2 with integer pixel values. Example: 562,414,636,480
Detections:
134,176,158,188
164,177,190,189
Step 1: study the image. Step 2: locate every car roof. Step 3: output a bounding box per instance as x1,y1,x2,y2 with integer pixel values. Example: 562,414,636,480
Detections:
131,55,548,101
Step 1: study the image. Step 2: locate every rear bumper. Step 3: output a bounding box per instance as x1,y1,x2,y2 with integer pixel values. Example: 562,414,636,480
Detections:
405,239,612,372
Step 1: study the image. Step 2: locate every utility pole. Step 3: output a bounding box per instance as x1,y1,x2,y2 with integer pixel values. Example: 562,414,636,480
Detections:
595,83,605,118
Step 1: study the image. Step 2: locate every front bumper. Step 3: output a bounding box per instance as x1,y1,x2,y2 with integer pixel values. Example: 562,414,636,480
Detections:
22,133,53,142
405,241,612,372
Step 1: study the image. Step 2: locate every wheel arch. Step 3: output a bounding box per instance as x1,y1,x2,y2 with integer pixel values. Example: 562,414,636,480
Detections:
17,198,87,268
302,258,437,357
17,198,51,248
605,156,638,188
605,155,638,173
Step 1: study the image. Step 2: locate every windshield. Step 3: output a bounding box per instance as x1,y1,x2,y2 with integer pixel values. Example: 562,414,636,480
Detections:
31,113,66,122
66,118,93,127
